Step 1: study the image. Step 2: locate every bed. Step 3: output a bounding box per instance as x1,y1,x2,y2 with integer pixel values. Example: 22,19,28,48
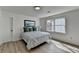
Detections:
21,31,50,50
21,20,50,50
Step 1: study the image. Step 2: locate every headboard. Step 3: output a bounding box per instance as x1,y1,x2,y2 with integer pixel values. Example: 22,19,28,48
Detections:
24,20,35,27
24,20,37,32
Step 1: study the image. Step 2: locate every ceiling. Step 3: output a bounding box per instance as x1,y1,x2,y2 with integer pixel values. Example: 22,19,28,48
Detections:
0,6,79,18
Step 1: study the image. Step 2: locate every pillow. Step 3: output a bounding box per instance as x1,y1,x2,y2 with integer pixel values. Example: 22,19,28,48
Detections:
24,27,33,32
32,26,37,31
24,27,28,32
28,27,33,31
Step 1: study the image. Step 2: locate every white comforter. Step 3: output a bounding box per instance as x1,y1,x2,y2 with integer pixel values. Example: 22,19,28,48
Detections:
21,31,50,50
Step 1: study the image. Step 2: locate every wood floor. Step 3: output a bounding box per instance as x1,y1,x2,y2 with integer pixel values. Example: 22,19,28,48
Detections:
0,39,79,53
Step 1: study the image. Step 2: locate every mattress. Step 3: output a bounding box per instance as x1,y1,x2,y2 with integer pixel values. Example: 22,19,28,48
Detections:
21,31,50,50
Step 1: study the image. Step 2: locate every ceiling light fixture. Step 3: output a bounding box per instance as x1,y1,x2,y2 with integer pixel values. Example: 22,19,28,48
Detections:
34,6,41,10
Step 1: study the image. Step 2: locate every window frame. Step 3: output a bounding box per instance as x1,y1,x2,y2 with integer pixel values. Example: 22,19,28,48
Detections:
46,19,55,32
46,16,66,34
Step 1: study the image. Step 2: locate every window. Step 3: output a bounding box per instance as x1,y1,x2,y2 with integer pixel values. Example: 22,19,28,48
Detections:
55,17,66,33
46,20,54,31
46,17,66,33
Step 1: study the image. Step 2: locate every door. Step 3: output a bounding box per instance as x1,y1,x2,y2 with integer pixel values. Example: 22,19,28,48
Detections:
10,17,14,41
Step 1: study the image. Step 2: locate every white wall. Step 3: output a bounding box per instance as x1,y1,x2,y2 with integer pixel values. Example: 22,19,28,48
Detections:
0,9,3,44
40,9,79,46
0,10,39,44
